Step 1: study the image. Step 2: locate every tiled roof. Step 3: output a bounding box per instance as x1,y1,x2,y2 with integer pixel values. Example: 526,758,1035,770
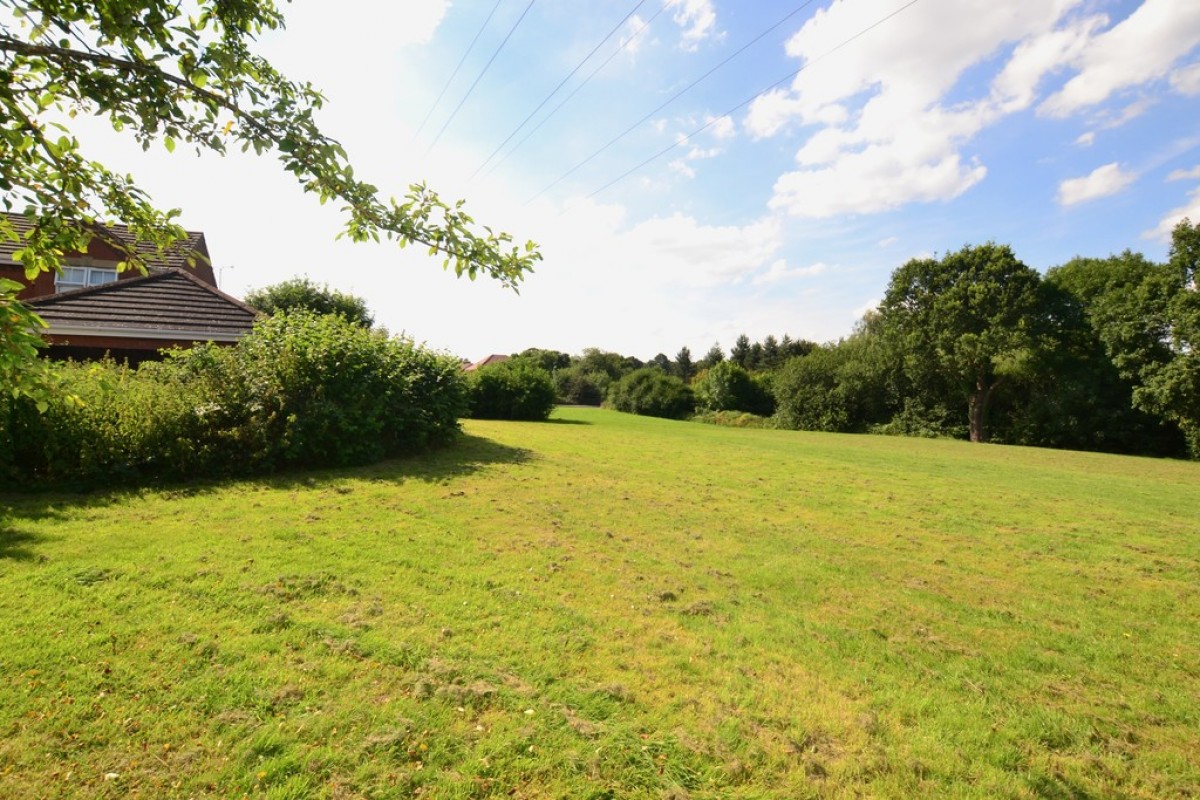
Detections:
464,354,511,371
0,211,207,271
28,269,259,339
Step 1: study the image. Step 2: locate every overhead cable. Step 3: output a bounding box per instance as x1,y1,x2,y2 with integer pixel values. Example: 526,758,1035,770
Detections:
426,0,538,155
412,0,506,143
470,0,651,179
483,0,671,178
583,0,924,201
528,0,820,203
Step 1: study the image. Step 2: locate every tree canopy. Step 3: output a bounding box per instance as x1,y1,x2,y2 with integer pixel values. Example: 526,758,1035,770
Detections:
880,243,1045,443
245,278,373,328
1,0,541,399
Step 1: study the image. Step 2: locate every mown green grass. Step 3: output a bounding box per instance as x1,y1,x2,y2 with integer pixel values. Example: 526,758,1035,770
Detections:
2,407,1198,799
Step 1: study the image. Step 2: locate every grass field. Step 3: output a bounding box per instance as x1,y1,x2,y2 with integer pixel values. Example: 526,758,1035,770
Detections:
2,407,1199,799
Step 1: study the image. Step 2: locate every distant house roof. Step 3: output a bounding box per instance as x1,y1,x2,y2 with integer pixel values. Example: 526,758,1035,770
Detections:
464,354,511,372
0,212,209,273
28,268,259,343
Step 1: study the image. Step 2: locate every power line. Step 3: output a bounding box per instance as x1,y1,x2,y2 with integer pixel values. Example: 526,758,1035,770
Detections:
483,0,671,179
426,0,538,155
471,0,651,179
583,0,924,201
412,0,505,143
528,0,820,203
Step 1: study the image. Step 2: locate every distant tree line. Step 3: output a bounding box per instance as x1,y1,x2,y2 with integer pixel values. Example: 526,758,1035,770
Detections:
500,219,1199,460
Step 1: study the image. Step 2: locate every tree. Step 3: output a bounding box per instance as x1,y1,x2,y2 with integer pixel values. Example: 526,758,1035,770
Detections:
730,334,751,368
650,352,672,372
0,0,540,399
879,243,1045,443
673,346,695,382
761,335,780,369
698,343,724,370
605,367,694,420
467,360,556,421
514,348,570,373
1129,220,1200,455
245,278,373,327
693,360,773,416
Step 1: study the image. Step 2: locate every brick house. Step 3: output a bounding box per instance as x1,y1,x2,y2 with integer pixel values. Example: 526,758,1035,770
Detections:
2,213,259,363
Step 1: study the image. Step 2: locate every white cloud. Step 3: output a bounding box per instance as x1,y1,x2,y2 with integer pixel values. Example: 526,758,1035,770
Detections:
1168,165,1200,181
1075,131,1096,147
1171,62,1200,95
707,114,736,140
623,14,649,57
756,0,1083,219
1040,0,1200,117
877,236,898,248
1144,186,1200,242
668,0,717,51
753,259,828,285
668,159,696,179
1057,162,1137,206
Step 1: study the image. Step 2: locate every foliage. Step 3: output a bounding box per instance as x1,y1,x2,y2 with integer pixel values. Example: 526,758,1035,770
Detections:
698,342,725,369
553,366,604,406
1135,219,1200,455
513,347,570,373
605,367,694,419
773,330,894,433
879,243,1046,443
244,277,374,327
0,0,540,399
673,345,695,382
729,334,752,368
0,311,467,484
0,276,56,406
467,360,556,421
690,409,773,429
693,360,774,416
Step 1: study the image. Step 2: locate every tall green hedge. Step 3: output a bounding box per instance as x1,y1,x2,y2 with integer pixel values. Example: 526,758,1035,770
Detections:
0,311,468,486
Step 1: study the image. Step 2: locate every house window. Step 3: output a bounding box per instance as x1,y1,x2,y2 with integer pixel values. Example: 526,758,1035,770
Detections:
56,266,117,293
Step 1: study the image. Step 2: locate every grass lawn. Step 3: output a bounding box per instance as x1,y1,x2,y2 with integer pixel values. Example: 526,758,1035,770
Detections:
2,406,1198,798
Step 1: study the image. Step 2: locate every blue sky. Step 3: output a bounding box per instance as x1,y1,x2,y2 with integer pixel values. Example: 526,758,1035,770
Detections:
77,0,1200,359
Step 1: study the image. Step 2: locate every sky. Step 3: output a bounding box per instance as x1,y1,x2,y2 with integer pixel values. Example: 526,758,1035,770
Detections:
71,0,1200,361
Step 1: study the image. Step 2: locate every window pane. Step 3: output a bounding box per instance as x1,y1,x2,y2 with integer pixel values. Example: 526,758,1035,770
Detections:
60,267,86,282
88,269,117,286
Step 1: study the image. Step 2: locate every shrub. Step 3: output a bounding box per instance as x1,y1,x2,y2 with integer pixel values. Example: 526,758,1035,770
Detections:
606,368,694,419
467,360,556,420
0,311,468,486
693,361,774,416
244,277,374,327
691,410,773,429
554,367,604,405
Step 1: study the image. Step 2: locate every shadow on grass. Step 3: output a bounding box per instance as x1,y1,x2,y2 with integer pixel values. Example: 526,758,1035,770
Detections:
0,433,533,522
1028,774,1102,800
543,417,592,426
0,527,48,561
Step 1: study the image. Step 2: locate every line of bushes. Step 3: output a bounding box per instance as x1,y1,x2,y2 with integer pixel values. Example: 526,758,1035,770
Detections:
0,311,468,486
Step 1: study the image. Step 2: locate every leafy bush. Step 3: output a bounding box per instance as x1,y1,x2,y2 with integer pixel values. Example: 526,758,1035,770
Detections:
693,361,774,416
691,410,773,429
467,360,556,420
245,277,374,328
554,366,604,405
605,368,694,419
0,311,467,486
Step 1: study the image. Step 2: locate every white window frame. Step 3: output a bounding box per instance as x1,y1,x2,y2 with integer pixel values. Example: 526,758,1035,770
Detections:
56,265,118,293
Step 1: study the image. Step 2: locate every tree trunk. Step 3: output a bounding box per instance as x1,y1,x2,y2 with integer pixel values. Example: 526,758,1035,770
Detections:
968,378,993,443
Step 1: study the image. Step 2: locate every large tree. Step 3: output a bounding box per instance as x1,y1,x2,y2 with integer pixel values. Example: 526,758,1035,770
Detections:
0,0,540,399
880,243,1045,443
245,278,373,328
